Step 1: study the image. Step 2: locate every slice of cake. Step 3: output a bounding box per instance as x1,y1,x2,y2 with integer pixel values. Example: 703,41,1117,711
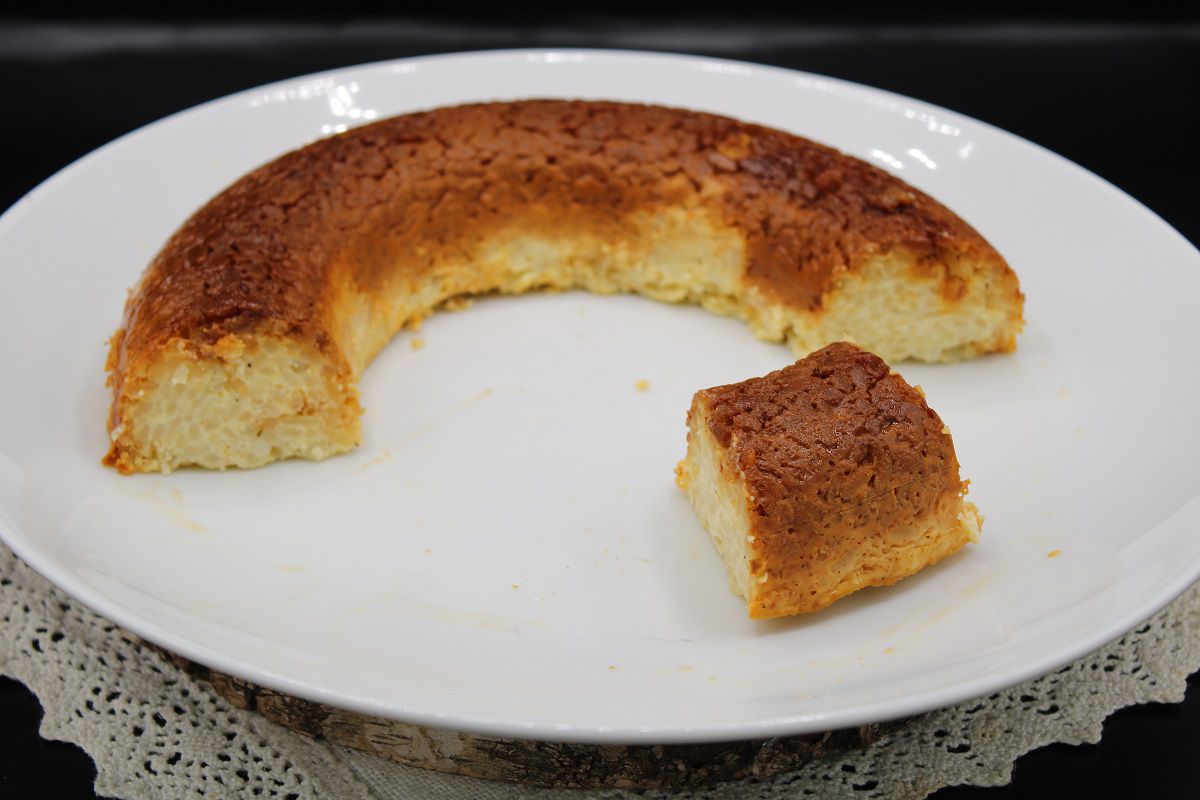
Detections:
677,342,981,618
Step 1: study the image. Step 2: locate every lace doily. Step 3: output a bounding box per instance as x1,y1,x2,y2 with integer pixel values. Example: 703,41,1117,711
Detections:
3,541,1198,800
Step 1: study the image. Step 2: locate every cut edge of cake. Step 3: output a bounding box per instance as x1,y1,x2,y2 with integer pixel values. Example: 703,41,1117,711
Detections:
103,328,360,474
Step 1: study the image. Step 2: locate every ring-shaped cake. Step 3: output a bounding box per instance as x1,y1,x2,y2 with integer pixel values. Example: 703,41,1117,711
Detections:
104,100,1022,475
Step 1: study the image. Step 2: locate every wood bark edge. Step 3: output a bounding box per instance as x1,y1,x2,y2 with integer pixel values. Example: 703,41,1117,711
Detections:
130,634,909,790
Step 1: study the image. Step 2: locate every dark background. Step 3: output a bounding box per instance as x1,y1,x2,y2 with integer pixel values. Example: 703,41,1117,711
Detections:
2,5,1199,798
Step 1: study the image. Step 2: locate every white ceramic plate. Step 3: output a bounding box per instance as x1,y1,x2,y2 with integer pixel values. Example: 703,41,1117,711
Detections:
2,50,1199,745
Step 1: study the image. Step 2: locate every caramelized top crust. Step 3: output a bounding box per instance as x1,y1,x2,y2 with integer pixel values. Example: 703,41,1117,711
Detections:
111,100,1005,376
697,342,964,604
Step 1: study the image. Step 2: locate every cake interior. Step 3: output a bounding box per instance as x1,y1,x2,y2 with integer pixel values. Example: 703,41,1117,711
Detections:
109,334,359,473
675,410,755,602
336,209,1018,380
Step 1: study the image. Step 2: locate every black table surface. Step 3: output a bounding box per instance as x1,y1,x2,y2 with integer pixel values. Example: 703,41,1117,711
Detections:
2,13,1199,799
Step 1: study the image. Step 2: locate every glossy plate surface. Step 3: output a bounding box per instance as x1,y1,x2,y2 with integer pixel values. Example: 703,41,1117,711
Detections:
1,50,1199,744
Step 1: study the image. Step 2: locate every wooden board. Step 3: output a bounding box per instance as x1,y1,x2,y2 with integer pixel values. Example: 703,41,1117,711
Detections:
131,635,909,790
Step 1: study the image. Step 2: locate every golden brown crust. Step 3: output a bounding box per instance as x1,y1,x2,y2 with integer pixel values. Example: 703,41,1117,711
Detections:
109,99,1010,361
695,342,967,617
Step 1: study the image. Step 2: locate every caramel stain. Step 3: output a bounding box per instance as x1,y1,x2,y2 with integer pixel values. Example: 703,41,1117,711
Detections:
358,449,394,471
117,484,206,534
